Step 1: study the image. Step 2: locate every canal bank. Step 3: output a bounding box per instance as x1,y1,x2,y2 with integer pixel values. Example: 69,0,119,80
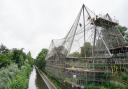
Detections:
28,67,48,89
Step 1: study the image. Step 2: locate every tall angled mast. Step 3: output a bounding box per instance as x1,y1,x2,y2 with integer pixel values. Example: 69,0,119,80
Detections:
82,4,86,57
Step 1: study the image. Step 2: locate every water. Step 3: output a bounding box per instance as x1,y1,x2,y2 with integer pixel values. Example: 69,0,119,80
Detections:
28,67,48,89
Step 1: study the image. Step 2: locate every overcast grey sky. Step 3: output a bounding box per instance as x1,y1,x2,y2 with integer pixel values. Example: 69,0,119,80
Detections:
0,0,127,58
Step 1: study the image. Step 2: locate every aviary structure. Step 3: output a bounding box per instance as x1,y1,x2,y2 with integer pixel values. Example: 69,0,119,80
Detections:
45,4,128,89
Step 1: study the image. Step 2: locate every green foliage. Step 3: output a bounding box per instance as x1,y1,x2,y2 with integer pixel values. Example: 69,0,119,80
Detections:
0,44,9,54
0,53,11,68
81,42,92,57
35,48,48,70
26,51,34,66
45,72,62,89
11,48,27,68
100,86,108,89
69,52,80,57
0,44,33,89
36,48,48,60
117,25,127,36
10,64,31,89
117,25,128,42
69,42,92,58
0,64,19,89
0,45,12,68
0,63,32,89
0,44,34,68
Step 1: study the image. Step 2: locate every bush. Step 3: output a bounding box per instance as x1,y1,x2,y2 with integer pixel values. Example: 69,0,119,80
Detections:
10,64,32,89
0,63,32,89
0,64,19,89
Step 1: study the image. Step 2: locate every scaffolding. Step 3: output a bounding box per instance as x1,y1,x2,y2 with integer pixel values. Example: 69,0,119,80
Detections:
45,4,128,89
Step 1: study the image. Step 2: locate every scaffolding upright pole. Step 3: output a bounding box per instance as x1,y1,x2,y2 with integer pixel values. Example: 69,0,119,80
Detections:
82,5,88,87
92,26,97,83
82,5,86,58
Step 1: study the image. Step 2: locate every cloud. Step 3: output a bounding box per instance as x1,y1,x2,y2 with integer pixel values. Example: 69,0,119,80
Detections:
0,0,127,58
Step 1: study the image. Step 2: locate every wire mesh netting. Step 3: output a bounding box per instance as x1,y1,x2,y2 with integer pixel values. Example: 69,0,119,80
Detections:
45,4,128,89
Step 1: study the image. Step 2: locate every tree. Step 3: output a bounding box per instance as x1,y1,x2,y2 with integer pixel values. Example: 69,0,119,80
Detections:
69,52,80,57
0,53,11,68
117,25,127,36
117,25,128,42
125,32,128,42
26,51,34,66
36,49,48,60
0,44,11,68
81,42,92,57
35,48,48,70
0,44,9,54
11,48,26,68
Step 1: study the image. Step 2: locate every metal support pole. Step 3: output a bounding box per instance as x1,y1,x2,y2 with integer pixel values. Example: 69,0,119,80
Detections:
92,26,97,84
68,7,83,55
82,5,86,58
93,27,97,63
82,5,88,87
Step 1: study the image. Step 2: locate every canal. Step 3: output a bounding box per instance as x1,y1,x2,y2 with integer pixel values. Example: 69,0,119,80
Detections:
28,67,48,89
